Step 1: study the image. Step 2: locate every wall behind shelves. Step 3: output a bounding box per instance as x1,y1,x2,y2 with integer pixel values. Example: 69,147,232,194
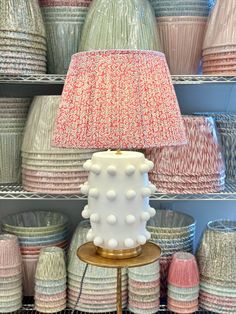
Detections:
175,84,236,114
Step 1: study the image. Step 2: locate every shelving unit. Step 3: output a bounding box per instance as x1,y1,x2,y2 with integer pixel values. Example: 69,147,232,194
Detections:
0,74,236,97
1,74,236,84
17,306,213,314
0,74,233,314
18,300,213,314
1,181,236,201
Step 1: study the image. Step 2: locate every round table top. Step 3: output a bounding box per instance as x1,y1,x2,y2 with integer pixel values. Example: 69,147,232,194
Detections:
77,242,161,268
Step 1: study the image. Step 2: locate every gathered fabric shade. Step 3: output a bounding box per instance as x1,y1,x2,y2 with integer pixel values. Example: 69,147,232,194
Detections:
68,220,128,312
79,0,161,51
146,116,226,194
22,96,100,194
1,211,68,297
0,0,46,74
202,0,236,75
35,247,67,313
147,210,195,298
157,16,207,74
128,262,160,313
149,0,209,74
167,252,199,313
197,220,236,313
40,0,93,74
203,0,236,53
53,50,187,149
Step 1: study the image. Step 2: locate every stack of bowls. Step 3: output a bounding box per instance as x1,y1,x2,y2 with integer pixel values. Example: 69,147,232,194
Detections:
0,0,46,74
146,116,226,194
0,98,31,184
147,210,195,297
35,247,67,313
149,0,209,74
197,220,236,313
167,252,200,313
39,0,92,74
1,211,68,297
21,96,99,194
128,262,160,314
0,234,22,313
195,112,236,182
67,220,128,312
202,0,236,75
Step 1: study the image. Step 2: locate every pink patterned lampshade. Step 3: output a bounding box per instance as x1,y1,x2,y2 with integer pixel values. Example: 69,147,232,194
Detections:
53,50,186,149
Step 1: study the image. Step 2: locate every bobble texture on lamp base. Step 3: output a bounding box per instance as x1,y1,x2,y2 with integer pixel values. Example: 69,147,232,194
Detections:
96,245,142,259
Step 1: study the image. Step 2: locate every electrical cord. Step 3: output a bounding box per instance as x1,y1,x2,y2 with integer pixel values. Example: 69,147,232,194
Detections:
71,263,89,314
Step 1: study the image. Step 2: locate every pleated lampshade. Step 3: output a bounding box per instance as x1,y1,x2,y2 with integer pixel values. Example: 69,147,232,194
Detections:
146,116,226,194
79,0,161,51
203,0,236,54
53,50,187,149
202,0,236,75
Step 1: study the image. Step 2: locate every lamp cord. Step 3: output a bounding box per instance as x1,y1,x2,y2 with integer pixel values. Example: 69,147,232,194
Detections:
71,263,89,313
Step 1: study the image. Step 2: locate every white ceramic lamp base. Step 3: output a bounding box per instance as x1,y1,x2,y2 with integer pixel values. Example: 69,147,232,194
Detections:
80,150,156,259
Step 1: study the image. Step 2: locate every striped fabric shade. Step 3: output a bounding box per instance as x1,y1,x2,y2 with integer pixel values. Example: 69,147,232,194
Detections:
146,116,226,194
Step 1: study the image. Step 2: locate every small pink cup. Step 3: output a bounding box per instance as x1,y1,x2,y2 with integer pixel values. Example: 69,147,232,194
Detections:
168,252,199,288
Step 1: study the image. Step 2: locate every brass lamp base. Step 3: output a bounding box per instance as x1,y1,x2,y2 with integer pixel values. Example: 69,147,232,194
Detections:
96,245,142,259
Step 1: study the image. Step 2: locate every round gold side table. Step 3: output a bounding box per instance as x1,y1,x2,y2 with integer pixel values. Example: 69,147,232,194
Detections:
77,242,161,314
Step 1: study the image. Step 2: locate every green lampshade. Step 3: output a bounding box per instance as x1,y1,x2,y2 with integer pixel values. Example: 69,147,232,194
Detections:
79,0,161,51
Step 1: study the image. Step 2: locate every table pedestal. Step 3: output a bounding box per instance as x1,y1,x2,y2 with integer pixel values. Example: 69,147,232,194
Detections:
77,242,161,314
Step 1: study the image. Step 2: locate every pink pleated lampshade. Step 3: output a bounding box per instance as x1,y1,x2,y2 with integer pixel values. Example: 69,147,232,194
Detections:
202,0,236,75
53,50,187,149
168,252,199,288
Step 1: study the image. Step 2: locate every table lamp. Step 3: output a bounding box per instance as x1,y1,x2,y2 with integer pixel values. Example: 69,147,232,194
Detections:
53,49,187,259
